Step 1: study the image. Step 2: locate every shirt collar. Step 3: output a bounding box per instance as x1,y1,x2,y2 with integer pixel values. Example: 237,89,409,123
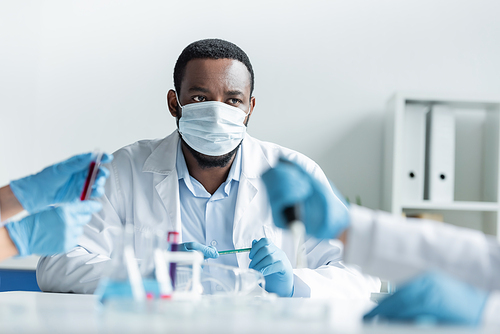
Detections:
227,145,242,183
142,131,272,181
176,141,242,197
176,141,191,182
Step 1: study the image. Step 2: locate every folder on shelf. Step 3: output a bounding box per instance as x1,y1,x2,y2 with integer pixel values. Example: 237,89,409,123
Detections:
401,104,428,203
424,105,456,202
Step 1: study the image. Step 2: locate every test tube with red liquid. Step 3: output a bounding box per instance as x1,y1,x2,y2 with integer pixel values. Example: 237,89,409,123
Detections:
167,231,180,288
80,152,103,201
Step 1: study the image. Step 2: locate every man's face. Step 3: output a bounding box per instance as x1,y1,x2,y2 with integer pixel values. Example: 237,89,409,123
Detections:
167,58,255,168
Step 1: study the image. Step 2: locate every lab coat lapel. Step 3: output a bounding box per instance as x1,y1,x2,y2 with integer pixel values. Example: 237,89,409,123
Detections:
233,175,258,237
234,135,273,266
143,131,183,237
155,174,181,235
233,135,271,228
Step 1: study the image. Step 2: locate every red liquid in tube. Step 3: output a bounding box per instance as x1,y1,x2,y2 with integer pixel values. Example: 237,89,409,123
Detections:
80,152,103,201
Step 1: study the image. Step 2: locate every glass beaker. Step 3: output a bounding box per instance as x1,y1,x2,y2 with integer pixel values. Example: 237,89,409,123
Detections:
94,224,146,304
175,263,266,296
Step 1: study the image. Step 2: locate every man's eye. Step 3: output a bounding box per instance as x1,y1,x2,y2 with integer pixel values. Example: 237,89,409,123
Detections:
229,98,242,105
193,96,206,102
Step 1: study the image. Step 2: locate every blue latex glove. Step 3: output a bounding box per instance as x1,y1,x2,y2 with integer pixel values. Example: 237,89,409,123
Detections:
364,272,489,326
261,158,350,239
249,238,293,297
5,200,102,256
10,152,113,213
178,241,219,259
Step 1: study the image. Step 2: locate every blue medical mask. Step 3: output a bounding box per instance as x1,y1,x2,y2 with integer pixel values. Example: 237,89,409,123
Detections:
175,95,249,156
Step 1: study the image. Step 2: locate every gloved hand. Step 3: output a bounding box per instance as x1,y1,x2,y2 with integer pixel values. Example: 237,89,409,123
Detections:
261,158,350,239
9,152,113,213
249,238,293,297
178,241,219,259
364,272,489,326
5,200,102,256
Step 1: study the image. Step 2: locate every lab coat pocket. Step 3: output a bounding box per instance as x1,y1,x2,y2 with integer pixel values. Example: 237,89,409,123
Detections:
263,225,283,249
265,225,305,268
238,225,283,270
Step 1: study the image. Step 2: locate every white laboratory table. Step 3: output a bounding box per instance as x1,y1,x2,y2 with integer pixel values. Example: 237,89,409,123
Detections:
0,291,494,334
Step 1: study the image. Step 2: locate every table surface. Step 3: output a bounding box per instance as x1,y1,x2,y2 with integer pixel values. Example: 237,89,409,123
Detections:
0,291,494,334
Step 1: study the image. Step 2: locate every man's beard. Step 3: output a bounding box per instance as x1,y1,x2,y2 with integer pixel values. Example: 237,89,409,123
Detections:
181,138,241,169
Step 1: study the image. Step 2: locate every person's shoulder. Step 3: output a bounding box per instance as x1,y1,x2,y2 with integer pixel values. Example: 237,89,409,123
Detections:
246,135,320,173
111,132,177,165
112,138,162,160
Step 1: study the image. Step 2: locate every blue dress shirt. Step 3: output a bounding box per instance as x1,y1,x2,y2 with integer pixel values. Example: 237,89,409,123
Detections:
176,142,241,267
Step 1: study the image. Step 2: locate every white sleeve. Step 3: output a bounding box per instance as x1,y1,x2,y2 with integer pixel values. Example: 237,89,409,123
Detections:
292,238,381,298
344,205,500,291
482,291,500,327
36,160,125,294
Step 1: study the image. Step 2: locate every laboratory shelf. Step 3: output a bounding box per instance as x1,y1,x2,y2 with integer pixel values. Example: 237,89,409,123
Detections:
401,201,500,212
383,92,500,241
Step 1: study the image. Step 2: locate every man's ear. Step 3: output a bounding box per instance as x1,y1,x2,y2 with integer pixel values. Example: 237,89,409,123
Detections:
244,96,256,126
167,90,180,118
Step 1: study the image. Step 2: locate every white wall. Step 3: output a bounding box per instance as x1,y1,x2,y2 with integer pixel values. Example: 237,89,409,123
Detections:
1,0,499,209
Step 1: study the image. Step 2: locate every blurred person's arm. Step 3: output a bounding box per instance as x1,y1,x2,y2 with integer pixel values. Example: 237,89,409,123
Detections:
344,205,500,291
0,226,19,261
0,185,24,222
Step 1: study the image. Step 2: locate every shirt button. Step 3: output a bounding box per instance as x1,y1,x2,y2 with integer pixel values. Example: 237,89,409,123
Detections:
210,240,218,247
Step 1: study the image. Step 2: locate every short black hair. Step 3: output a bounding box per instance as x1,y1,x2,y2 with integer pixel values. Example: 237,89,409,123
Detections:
173,39,254,97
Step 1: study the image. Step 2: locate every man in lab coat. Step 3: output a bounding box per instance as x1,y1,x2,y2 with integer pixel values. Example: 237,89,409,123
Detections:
36,39,380,297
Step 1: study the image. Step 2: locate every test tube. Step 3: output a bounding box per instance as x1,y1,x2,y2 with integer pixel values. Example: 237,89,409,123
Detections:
167,231,180,288
80,151,103,201
283,205,308,268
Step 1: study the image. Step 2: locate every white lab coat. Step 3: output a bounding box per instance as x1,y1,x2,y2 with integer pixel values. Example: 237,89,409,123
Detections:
37,131,380,297
345,205,500,326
